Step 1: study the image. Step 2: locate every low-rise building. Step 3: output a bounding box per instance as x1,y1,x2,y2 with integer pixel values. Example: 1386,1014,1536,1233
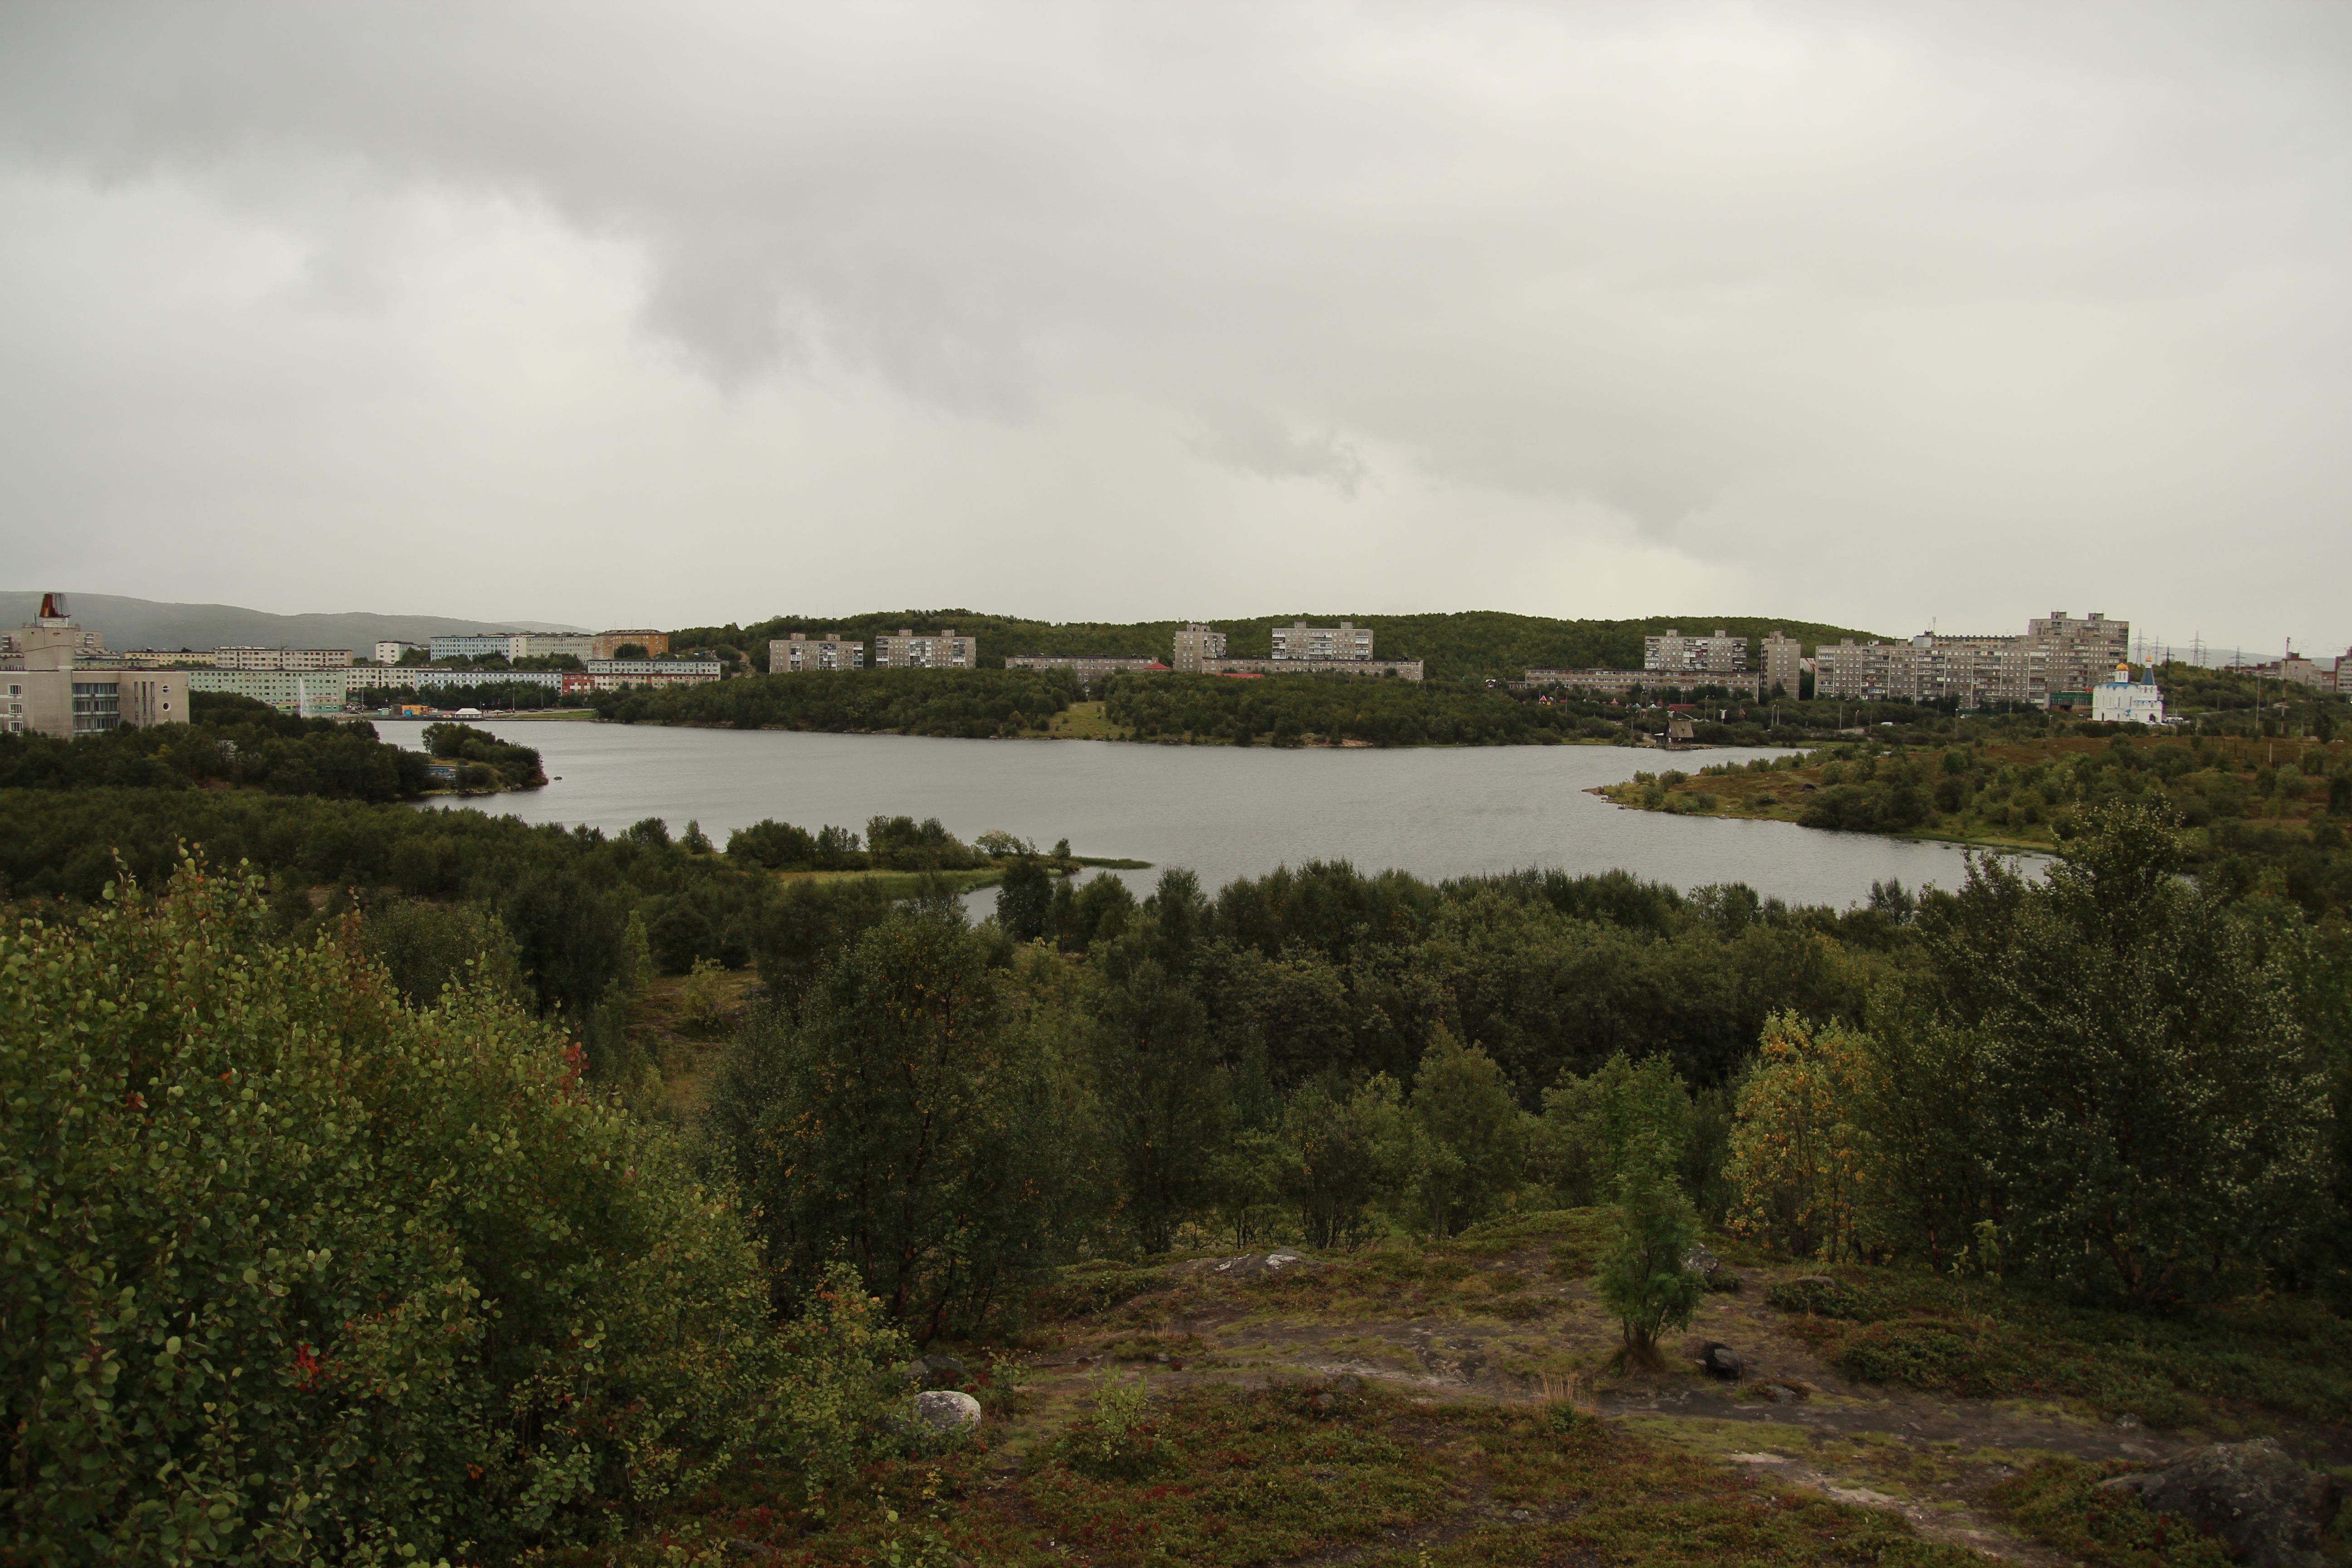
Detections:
1171,623,1228,672
214,645,356,671
2,595,191,737
1270,621,1374,662
769,632,866,672
589,629,670,660
1523,667,1761,698
1210,656,1424,681
2092,663,2166,725
872,628,977,669
585,657,722,679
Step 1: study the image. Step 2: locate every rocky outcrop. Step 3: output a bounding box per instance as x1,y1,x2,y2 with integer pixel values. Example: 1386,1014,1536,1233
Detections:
2100,1438,2341,1568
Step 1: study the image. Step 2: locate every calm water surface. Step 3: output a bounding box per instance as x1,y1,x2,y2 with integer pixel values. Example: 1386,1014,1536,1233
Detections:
396,721,2026,909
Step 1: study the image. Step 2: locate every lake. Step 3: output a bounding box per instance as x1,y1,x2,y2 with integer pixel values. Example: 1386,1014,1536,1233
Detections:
394,720,2026,910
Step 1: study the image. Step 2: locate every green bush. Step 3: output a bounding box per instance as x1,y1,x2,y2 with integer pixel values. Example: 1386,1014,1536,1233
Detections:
0,860,905,1564
1765,1274,1885,1319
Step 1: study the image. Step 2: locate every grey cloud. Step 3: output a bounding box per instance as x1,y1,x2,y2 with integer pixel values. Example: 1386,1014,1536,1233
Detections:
0,1,2347,642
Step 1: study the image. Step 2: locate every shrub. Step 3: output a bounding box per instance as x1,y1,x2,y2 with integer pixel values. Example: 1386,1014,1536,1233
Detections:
0,860,902,1564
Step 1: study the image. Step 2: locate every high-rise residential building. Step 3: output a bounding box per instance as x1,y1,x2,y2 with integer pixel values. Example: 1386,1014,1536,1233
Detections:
1813,612,2129,707
3,595,188,737
1761,632,1803,698
1270,622,1374,661
1171,624,1228,672
872,628,976,670
1643,628,1748,675
590,630,670,660
769,632,866,672
214,646,356,671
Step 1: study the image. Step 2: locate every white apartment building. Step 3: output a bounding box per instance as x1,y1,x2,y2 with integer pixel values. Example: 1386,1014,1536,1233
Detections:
1270,622,1374,661
585,657,722,678
374,641,424,666
189,667,358,715
1644,629,1747,675
770,632,866,672
872,628,977,669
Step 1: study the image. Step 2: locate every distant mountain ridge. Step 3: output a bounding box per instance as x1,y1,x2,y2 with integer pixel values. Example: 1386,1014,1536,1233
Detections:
0,593,589,656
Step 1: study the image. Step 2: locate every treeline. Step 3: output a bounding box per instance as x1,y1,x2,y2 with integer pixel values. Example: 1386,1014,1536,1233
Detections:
355,678,576,711
587,666,1083,736
416,720,547,791
701,801,2352,1343
1102,671,1621,746
1632,733,2352,921
0,695,431,800
669,608,1883,684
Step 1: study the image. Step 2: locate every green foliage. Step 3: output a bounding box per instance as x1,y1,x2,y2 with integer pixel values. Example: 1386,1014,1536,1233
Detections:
702,907,1096,1338
1597,1158,1705,1357
1105,670,1597,747
418,721,544,789
0,860,905,1564
1540,1050,1692,1207
1408,1028,1533,1239
587,666,1081,737
0,710,431,800
994,857,1053,941
1988,1458,2241,1568
361,896,527,1008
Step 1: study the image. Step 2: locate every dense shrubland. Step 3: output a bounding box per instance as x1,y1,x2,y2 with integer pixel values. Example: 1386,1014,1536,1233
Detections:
0,696,436,800
586,666,1083,736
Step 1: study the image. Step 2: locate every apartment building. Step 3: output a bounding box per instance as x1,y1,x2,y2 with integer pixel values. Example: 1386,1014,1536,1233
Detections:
214,645,356,671
189,667,358,714
769,632,866,672
585,657,722,679
1644,629,1747,675
1,596,191,737
374,641,423,666
1813,612,2130,708
426,632,593,662
590,630,670,660
1270,621,1374,662
1171,624,1228,672
1523,668,1762,699
1762,632,1803,699
872,628,977,669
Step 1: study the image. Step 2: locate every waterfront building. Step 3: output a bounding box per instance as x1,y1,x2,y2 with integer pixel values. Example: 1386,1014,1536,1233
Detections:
1171,624,1228,673
769,632,866,672
1270,622,1374,662
2091,663,2166,725
214,646,356,671
872,628,977,670
1644,629,1747,676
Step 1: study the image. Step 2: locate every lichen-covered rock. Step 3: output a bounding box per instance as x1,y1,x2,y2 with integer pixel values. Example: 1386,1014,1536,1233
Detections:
911,1389,982,1435
2100,1438,2341,1568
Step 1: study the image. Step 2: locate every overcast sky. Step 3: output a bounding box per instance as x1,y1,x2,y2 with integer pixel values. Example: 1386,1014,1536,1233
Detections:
2,2,2347,656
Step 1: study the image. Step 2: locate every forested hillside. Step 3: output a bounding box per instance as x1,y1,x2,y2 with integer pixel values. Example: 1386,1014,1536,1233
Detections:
663,608,1884,682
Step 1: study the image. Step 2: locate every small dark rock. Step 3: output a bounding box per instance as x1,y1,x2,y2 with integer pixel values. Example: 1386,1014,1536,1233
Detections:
907,1352,969,1388
1699,1342,1744,1381
1313,1393,1336,1411
1331,1373,1364,1393
2100,1437,2341,1568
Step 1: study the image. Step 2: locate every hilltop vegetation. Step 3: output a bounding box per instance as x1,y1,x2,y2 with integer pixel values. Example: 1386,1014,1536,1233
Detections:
587,665,1083,736
663,608,1883,684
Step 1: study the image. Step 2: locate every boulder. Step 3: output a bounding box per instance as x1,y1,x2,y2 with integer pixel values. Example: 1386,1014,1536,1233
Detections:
1684,1244,1721,1278
2100,1438,2341,1568
1170,1249,1330,1281
1698,1342,1744,1381
911,1389,983,1436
